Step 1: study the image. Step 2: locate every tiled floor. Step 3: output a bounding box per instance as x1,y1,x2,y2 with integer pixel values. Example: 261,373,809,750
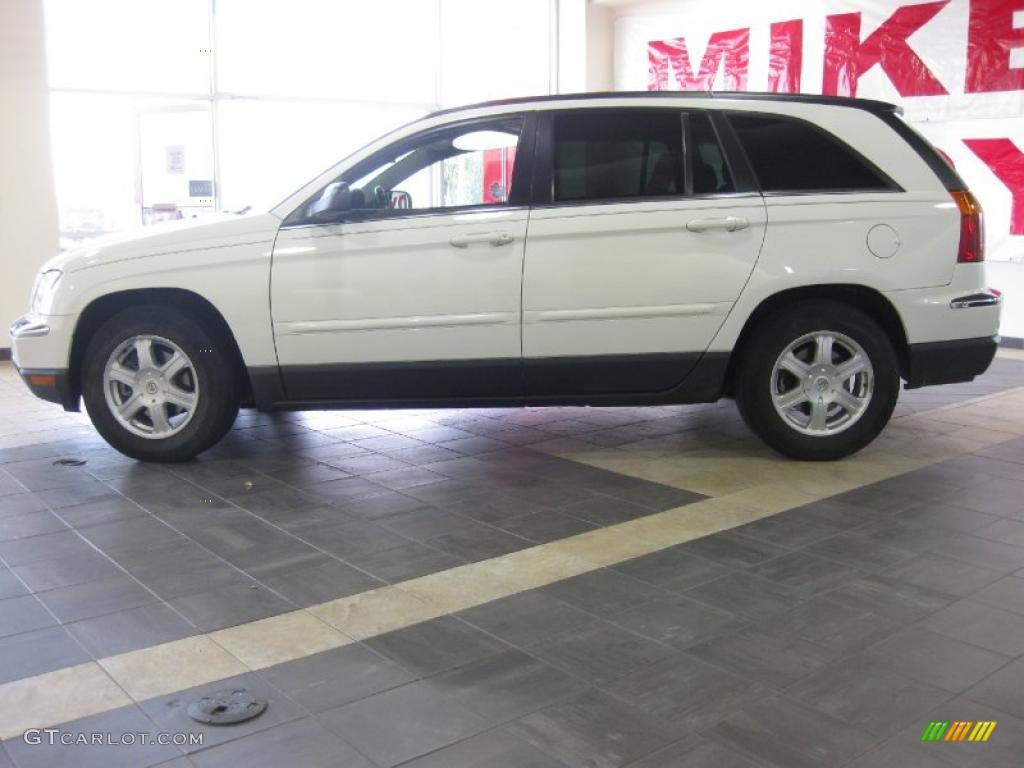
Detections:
0,356,1023,767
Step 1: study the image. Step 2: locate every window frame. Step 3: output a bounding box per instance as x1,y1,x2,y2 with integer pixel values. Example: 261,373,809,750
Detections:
530,107,759,208
722,110,904,196
283,111,537,227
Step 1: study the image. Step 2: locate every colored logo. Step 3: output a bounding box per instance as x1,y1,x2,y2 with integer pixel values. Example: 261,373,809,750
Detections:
921,721,997,742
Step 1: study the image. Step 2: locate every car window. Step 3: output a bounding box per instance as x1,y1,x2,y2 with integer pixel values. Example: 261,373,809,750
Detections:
727,113,892,193
690,113,734,195
553,111,684,203
302,116,522,221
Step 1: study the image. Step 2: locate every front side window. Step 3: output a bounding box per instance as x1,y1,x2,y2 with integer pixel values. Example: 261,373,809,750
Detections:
300,116,522,222
728,113,894,193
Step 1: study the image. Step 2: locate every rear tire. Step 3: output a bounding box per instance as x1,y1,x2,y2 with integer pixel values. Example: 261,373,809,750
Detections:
735,301,899,461
81,307,239,462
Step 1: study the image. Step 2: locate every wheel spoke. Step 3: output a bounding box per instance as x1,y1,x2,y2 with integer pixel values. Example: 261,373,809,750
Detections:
813,334,835,365
161,351,190,380
134,338,157,369
808,398,829,431
108,362,137,387
779,352,810,378
164,385,196,411
834,388,864,414
147,404,172,434
835,354,868,381
773,388,809,411
117,392,144,419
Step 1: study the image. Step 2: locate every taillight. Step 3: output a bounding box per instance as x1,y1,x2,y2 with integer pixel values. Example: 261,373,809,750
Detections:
950,189,984,263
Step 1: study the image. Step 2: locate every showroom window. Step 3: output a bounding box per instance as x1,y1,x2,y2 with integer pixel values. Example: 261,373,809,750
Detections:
43,0,554,245
553,110,685,202
727,113,894,193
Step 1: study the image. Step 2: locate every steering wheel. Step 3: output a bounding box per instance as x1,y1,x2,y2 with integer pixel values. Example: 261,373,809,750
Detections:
372,185,390,209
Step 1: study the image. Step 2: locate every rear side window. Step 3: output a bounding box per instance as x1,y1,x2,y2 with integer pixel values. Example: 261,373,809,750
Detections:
553,111,683,202
728,113,894,193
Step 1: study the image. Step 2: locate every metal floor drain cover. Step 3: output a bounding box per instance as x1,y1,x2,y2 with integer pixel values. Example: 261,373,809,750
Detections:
186,688,267,725
53,458,86,466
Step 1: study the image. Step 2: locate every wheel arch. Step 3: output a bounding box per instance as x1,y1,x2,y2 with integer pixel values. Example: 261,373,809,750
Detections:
723,284,910,395
69,288,253,408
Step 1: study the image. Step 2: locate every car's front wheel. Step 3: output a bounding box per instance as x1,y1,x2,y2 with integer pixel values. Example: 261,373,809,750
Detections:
735,301,900,460
81,307,239,462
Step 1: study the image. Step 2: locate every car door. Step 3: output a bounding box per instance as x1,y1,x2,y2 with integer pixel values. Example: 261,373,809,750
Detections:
522,108,767,396
271,113,533,402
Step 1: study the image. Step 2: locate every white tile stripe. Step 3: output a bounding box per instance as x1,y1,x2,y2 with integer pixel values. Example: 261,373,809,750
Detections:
0,386,1022,741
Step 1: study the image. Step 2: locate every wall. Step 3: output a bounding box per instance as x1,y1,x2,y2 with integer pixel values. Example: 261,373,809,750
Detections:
590,0,1024,339
0,0,59,349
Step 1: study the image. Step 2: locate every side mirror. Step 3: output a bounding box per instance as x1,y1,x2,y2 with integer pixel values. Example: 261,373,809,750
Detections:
306,181,353,224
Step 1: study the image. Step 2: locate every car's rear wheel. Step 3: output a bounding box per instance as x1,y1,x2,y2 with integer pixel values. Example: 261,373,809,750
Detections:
81,307,239,461
735,301,899,460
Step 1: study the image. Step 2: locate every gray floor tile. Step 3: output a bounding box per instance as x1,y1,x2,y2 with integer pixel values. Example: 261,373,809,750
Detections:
705,694,877,768
866,626,1010,693
964,657,1024,720
375,506,470,540
290,519,410,561
0,625,89,684
919,599,1024,656
36,574,156,624
0,568,28,600
66,602,197,658
673,531,790,568
58,497,146,528
609,595,747,649
687,628,838,689
604,653,769,732
896,501,1002,534
188,717,375,768
748,551,866,598
827,576,952,622
259,643,415,713
883,552,1003,598
258,558,382,607
140,673,305,754
3,703,178,768
456,591,592,647
684,572,805,622
0,529,95,566
560,496,659,526
613,547,733,591
757,595,903,654
427,524,532,562
626,735,766,768
364,616,508,676
927,533,1024,574
0,510,67,541
497,511,600,543
845,740,959,768
169,583,293,632
509,689,675,768
115,543,251,601
540,570,664,619
10,549,122,593
0,594,55,638
732,513,845,549
347,541,463,582
785,657,952,738
77,516,185,557
319,679,488,767
529,620,677,685
971,574,1024,615
398,726,569,768
801,532,916,571
429,648,587,724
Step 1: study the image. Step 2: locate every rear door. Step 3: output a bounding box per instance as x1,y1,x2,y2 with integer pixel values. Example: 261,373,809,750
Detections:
521,108,766,395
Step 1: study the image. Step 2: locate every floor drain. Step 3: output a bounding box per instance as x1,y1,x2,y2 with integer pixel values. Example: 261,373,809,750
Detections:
186,688,268,725
53,458,86,467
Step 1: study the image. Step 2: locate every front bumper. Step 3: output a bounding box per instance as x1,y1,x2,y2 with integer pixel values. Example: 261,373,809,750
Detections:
10,314,79,411
904,335,999,389
16,367,79,410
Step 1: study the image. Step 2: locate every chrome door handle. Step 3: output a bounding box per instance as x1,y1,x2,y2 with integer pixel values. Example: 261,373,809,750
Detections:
686,216,749,233
449,232,515,248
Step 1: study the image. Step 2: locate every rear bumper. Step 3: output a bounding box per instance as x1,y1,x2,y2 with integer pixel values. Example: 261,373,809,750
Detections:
16,367,79,411
904,335,998,389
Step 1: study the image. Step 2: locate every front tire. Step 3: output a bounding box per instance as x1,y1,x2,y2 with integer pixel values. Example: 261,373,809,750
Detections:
735,301,899,461
81,307,239,462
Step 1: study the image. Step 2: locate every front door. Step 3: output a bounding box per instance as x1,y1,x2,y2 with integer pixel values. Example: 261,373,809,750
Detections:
522,109,767,395
271,114,531,402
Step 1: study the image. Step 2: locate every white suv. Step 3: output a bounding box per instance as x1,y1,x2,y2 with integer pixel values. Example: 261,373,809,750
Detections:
11,93,1001,462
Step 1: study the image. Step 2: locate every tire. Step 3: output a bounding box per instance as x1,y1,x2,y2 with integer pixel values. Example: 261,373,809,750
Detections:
735,300,899,461
81,306,239,462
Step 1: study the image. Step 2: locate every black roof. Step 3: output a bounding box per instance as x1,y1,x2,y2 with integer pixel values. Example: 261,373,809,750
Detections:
429,91,903,118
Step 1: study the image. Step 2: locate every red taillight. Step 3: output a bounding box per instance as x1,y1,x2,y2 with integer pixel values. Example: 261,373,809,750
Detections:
951,190,984,263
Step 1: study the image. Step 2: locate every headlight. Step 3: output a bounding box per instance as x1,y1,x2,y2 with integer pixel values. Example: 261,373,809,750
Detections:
30,269,63,314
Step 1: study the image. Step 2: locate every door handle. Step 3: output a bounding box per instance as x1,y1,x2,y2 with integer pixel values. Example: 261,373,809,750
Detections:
685,216,749,233
449,232,515,248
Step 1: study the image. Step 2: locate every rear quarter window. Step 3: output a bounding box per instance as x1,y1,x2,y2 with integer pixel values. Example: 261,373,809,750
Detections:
727,113,896,193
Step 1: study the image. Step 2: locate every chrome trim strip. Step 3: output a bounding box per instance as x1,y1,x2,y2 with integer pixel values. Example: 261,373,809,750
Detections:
9,318,50,338
532,303,720,323
275,312,514,336
950,292,1002,309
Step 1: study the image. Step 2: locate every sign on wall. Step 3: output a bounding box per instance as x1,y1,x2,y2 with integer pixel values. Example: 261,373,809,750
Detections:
617,0,1024,262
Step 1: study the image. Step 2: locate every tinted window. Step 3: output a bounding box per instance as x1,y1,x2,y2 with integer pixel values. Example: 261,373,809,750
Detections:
690,113,734,195
554,111,683,202
728,114,892,192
